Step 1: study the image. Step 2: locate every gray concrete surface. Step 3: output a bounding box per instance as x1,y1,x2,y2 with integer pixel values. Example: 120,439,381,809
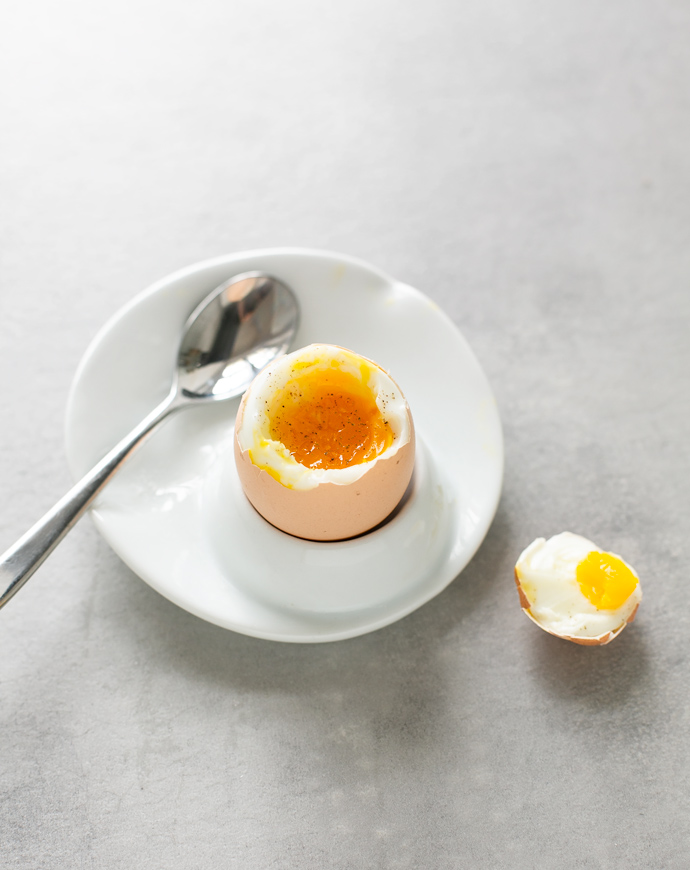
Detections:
2,0,689,866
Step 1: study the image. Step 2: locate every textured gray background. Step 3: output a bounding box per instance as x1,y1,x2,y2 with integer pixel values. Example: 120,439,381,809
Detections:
2,0,689,867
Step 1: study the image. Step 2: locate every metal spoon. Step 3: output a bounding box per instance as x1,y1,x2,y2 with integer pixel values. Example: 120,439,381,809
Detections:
0,271,299,608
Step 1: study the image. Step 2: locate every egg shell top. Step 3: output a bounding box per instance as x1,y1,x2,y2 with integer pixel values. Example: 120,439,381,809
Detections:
514,532,641,645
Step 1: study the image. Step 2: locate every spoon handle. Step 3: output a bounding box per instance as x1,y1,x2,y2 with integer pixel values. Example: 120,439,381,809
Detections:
0,389,179,609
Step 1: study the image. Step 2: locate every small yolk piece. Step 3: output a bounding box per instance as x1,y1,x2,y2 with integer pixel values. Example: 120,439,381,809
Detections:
269,367,393,469
576,551,638,610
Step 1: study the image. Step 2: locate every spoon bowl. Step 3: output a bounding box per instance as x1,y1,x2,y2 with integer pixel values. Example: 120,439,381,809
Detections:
0,271,299,608
177,272,298,401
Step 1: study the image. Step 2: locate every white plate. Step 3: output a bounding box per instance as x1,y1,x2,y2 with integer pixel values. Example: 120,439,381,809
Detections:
65,249,503,642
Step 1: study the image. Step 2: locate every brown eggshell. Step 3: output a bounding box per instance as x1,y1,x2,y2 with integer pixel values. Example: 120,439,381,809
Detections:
234,390,416,541
513,567,639,647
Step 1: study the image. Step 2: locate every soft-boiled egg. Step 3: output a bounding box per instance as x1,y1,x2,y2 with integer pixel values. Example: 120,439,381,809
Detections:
234,343,415,541
514,532,642,645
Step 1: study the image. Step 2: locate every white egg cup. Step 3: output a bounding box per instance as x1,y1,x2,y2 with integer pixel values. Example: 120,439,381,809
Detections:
205,437,456,614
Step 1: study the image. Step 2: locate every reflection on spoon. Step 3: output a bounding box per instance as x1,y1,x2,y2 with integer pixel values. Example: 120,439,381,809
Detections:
0,271,300,608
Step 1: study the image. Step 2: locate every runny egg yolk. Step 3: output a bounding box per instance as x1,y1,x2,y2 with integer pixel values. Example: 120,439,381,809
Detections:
576,551,639,611
268,366,394,470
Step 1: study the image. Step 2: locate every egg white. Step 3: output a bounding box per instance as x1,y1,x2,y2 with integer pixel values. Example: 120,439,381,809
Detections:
515,532,641,641
235,344,412,491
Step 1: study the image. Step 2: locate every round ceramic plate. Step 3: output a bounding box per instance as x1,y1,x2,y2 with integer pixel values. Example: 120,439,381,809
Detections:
65,249,503,642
